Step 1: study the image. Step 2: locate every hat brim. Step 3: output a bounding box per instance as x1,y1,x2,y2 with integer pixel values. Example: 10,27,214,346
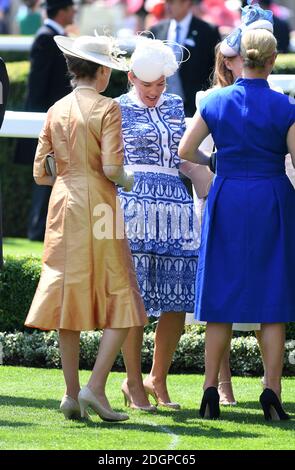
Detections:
220,40,238,58
54,36,129,72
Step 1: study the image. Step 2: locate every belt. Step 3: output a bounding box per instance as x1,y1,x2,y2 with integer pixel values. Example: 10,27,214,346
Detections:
124,164,179,176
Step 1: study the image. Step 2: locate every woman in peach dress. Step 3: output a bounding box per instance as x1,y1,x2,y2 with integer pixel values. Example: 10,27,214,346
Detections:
25,34,147,422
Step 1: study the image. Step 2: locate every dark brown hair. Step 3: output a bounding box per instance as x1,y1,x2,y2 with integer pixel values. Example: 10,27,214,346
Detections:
65,55,101,87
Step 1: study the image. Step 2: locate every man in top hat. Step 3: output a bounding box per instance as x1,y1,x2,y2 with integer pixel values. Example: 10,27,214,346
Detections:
151,0,221,117
14,0,76,241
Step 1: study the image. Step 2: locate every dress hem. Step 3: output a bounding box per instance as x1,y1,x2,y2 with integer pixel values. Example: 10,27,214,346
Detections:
24,320,147,331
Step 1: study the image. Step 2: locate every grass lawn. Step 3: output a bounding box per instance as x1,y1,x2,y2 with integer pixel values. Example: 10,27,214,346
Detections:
0,366,294,450
3,238,43,258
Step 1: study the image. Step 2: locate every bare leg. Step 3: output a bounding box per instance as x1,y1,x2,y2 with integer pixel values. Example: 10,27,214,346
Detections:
256,323,285,399
121,326,151,406
204,323,233,390
87,328,129,410
255,328,266,387
59,329,81,401
218,339,236,404
144,312,185,403
255,329,263,363
219,342,232,382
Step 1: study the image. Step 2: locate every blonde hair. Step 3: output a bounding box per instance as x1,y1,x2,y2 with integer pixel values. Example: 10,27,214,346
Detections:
212,43,235,88
241,29,277,69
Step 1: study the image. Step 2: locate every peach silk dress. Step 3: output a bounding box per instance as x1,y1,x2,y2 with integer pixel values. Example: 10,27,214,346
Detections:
25,86,147,331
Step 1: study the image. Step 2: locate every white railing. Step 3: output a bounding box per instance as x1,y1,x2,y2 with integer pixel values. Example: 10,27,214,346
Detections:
0,36,34,51
0,111,194,139
270,74,295,92
0,111,45,138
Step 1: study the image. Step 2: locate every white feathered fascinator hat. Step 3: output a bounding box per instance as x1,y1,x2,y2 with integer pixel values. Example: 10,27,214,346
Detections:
129,33,189,82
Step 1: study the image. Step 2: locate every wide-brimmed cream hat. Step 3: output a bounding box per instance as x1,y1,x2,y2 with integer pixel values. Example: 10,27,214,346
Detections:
54,34,128,72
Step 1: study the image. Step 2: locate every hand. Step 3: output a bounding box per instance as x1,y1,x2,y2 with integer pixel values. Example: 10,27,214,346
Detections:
34,175,56,186
123,170,134,192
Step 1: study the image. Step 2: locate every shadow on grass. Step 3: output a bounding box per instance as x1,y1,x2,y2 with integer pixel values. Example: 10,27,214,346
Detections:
77,418,260,440
160,406,295,428
0,420,36,428
240,400,295,413
0,395,58,410
71,407,260,439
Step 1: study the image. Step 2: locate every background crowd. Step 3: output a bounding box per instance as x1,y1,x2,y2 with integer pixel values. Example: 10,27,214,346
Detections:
0,0,294,49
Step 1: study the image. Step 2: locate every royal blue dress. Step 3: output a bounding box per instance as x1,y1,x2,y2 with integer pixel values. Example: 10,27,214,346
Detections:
117,91,200,317
195,78,295,323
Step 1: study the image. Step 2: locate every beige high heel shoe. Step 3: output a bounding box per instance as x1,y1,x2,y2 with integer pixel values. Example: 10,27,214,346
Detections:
60,395,89,420
218,381,237,406
121,380,157,412
143,381,181,410
78,386,129,422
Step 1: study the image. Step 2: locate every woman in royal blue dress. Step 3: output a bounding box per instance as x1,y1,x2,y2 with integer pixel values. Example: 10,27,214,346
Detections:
117,38,200,410
179,27,295,420
190,1,285,408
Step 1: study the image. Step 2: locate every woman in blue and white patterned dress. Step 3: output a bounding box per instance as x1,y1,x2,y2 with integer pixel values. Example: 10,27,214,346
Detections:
117,38,200,410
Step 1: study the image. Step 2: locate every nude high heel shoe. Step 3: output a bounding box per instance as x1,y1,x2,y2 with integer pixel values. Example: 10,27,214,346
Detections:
143,380,181,410
218,381,237,406
78,386,129,422
60,395,89,420
121,380,157,412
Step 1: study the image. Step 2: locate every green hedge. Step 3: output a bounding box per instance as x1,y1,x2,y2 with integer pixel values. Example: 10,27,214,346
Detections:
0,50,29,64
272,53,295,74
0,256,41,331
0,329,295,375
1,256,295,341
5,61,30,110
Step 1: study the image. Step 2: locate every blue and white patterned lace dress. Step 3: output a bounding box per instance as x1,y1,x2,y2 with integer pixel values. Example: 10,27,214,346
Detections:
117,91,200,316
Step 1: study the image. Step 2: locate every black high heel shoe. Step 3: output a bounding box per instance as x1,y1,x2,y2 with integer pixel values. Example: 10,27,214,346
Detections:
259,388,290,421
199,387,220,419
